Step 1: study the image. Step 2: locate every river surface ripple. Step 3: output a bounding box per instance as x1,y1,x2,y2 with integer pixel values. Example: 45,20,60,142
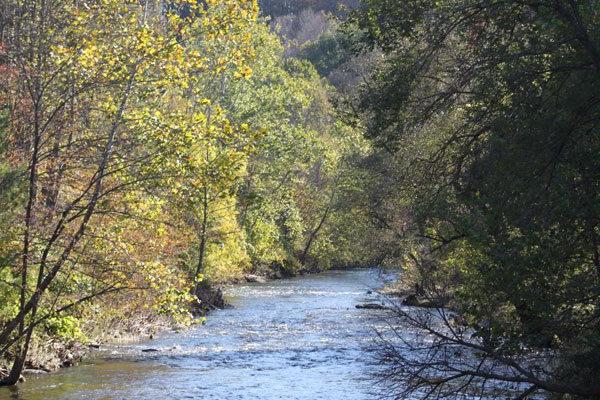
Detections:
0,269,396,400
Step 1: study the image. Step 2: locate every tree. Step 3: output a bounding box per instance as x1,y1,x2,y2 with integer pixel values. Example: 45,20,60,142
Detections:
0,0,259,384
205,18,374,273
259,0,358,17
349,0,600,398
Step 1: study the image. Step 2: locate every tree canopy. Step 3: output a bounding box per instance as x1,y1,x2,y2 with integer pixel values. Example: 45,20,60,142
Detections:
1,0,598,398
347,0,600,398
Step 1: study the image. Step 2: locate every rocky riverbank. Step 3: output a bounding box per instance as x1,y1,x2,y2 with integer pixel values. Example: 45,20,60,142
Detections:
0,269,388,399
194,264,324,315
379,279,449,309
2,265,327,381
0,340,87,382
0,311,177,382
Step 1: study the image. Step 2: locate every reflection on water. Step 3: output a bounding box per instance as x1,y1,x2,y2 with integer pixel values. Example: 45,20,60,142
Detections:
0,269,394,400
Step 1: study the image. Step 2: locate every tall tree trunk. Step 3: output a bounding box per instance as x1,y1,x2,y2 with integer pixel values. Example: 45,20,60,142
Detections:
0,314,35,386
194,107,212,295
1,349,26,386
300,204,331,265
194,183,209,295
300,186,336,265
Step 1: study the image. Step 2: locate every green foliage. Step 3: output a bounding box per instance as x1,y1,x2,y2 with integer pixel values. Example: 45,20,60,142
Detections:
0,0,262,374
0,269,19,323
199,18,375,273
44,316,87,343
0,103,24,333
259,0,358,17
0,0,375,381
297,29,352,77
349,0,600,397
0,106,23,221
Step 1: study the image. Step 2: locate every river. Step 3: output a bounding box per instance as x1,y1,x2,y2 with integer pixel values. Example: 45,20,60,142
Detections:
0,269,395,400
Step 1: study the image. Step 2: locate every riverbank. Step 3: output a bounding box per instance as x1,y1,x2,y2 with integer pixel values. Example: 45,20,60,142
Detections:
0,311,179,383
195,260,329,312
0,269,389,400
1,264,329,382
376,267,451,309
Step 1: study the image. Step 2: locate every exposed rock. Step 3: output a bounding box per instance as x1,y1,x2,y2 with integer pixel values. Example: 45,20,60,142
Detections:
402,294,446,308
299,265,322,275
22,369,48,375
61,350,75,367
261,260,298,279
380,280,449,309
193,281,227,315
244,274,267,284
355,303,387,310
20,341,85,374
401,294,421,307
268,269,283,279
141,348,160,353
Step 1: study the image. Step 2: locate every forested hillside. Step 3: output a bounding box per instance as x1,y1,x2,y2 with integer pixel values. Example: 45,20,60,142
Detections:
0,0,598,399
345,1,600,399
0,0,374,384
259,0,358,17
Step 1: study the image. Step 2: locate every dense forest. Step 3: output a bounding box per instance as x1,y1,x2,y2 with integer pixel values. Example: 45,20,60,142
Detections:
259,0,358,16
0,0,599,399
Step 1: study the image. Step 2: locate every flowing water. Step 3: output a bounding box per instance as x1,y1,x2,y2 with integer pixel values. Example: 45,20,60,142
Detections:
0,269,395,400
